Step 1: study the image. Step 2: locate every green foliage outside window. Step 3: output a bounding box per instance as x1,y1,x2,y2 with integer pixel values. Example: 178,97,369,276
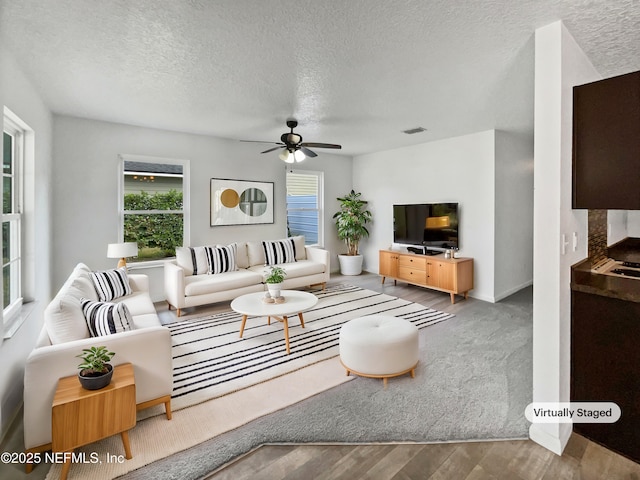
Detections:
124,190,183,260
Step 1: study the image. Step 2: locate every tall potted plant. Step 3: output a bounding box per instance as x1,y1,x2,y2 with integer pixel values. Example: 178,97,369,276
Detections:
333,190,372,275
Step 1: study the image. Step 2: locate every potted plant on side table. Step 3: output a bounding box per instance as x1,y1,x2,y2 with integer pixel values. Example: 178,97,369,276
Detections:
264,266,287,302
333,189,373,275
77,346,116,390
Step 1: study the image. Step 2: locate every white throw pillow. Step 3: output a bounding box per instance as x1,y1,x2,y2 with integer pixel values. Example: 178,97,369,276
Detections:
235,242,250,269
81,298,133,337
291,235,307,260
44,294,91,344
247,241,266,267
70,274,99,302
74,263,93,275
175,246,195,275
91,267,132,302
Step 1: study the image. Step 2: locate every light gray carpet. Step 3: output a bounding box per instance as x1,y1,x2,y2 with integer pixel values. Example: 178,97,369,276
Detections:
119,287,532,480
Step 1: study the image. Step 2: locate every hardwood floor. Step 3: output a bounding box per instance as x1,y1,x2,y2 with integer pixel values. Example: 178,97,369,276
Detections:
201,273,640,480
205,434,640,480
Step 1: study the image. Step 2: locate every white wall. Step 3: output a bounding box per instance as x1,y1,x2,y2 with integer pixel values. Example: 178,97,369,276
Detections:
52,116,352,300
608,210,628,245
626,211,640,238
531,21,600,454
0,46,53,439
494,130,534,299
353,130,497,301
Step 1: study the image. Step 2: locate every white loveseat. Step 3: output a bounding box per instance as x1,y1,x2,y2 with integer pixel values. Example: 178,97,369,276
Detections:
23,263,172,464
165,237,330,316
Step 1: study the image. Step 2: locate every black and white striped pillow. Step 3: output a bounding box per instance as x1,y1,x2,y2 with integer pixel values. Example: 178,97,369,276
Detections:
262,239,297,266
187,246,210,276
81,298,133,337
90,267,132,302
204,243,237,274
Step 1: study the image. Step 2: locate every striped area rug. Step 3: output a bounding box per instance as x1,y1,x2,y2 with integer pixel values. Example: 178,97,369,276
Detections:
168,284,454,411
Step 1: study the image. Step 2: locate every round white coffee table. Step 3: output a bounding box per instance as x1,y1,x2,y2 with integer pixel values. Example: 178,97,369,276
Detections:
231,290,318,354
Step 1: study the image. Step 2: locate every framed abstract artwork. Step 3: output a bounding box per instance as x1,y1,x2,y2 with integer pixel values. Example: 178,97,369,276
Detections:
210,178,274,226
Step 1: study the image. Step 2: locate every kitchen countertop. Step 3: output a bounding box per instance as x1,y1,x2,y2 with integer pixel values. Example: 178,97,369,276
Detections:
571,237,640,303
571,258,640,303
607,237,640,264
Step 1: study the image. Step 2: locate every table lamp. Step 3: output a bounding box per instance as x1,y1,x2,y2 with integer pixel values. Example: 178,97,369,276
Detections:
107,242,138,268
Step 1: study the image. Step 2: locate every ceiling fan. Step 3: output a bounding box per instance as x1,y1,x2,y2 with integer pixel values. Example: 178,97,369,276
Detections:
241,119,342,163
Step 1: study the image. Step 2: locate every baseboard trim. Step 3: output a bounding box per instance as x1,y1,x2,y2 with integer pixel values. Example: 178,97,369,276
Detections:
360,271,533,305
468,293,495,303
529,423,572,455
494,280,534,302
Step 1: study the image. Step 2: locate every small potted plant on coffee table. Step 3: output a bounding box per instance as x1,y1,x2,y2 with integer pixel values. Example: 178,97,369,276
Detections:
265,266,286,301
77,346,116,390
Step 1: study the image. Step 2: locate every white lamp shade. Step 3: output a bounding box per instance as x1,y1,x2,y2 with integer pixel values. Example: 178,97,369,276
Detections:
294,150,306,162
107,242,138,259
279,150,295,163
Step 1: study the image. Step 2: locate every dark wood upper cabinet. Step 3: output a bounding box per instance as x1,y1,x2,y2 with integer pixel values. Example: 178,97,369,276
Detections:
572,70,640,209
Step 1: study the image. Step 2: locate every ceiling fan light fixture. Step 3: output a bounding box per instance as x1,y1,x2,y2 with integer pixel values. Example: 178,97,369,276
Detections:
294,149,306,162
279,149,294,163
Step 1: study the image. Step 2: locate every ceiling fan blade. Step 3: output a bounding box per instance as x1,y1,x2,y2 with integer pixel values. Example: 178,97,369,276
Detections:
300,142,342,149
261,146,284,154
300,146,318,158
240,140,283,145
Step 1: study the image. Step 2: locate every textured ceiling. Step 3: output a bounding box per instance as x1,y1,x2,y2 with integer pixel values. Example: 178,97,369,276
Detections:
1,0,639,156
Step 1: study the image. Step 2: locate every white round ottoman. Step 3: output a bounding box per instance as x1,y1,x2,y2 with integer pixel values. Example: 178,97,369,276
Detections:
339,315,419,387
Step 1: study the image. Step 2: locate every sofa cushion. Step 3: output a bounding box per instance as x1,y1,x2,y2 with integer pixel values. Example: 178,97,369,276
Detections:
81,298,133,337
246,241,265,267
205,243,237,274
235,242,249,269
70,273,99,302
118,290,157,318
176,246,195,275
131,313,163,329
176,246,211,276
184,270,263,296
91,267,132,301
44,294,90,344
291,235,307,261
249,259,325,279
263,238,297,266
74,263,92,275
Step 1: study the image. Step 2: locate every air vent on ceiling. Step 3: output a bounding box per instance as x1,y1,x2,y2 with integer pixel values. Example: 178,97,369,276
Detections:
402,127,427,135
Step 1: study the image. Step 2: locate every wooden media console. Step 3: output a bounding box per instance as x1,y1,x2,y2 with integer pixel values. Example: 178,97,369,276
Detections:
379,249,473,303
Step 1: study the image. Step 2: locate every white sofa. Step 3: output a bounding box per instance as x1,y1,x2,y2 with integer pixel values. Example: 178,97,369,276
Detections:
165,238,330,316
23,263,172,465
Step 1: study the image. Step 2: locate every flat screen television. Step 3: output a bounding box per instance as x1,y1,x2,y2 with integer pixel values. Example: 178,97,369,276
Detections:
393,203,459,249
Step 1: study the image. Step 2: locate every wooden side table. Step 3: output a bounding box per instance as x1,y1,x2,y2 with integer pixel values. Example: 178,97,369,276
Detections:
52,363,136,480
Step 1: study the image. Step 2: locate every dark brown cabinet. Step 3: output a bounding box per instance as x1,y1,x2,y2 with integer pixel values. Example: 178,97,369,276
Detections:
571,290,640,463
572,70,640,209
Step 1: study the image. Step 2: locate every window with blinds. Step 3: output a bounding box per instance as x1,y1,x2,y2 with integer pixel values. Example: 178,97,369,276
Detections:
286,171,323,246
